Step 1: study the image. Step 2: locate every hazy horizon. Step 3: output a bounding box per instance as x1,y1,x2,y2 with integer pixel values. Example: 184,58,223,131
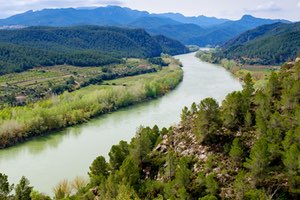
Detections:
0,0,299,21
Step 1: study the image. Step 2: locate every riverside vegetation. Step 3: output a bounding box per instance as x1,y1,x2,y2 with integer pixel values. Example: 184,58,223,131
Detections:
195,21,300,89
196,50,279,89
0,56,183,148
0,55,299,199
0,57,165,107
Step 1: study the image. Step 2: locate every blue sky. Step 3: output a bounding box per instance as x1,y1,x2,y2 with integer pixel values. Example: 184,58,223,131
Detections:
0,0,299,21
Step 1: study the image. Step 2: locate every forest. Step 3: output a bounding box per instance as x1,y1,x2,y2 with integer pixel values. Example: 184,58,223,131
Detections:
0,49,299,200
214,22,300,65
0,26,188,74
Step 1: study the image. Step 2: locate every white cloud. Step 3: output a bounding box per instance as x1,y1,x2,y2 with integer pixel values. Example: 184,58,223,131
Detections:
298,1,300,7
246,1,281,12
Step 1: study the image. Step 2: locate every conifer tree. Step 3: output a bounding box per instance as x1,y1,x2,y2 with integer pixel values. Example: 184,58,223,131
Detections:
244,137,270,183
229,138,244,164
15,176,33,200
193,98,221,143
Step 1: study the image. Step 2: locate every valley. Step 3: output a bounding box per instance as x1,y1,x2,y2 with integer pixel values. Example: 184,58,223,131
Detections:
0,53,242,195
0,2,299,199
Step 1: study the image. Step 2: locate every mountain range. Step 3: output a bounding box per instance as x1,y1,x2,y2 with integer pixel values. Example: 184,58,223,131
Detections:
0,6,290,46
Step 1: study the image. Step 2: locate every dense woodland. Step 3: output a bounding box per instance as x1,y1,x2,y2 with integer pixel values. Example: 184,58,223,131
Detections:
214,22,300,65
0,54,299,200
0,26,188,74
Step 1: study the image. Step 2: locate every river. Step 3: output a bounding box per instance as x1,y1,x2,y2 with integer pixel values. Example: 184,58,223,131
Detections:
0,53,242,195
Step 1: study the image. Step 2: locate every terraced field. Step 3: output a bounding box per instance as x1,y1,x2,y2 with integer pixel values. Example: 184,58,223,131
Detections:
0,58,159,106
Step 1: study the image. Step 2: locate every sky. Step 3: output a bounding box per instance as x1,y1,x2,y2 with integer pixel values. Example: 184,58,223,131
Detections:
0,0,299,21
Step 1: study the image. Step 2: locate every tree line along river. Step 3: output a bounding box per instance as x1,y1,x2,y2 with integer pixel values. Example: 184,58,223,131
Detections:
0,52,242,195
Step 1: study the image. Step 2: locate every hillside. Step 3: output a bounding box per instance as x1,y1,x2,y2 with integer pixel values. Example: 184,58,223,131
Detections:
0,6,227,28
148,23,206,45
154,13,229,27
0,6,149,27
192,15,290,46
216,22,300,65
0,26,188,74
153,35,189,55
128,17,181,29
67,56,300,199
0,6,290,46
3,56,299,200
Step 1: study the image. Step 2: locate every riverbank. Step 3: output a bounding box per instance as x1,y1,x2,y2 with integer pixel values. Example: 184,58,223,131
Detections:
66,56,300,200
0,53,242,194
0,57,183,148
195,50,278,89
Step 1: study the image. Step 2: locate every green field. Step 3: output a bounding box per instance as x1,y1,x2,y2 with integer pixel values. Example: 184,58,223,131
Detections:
0,57,183,148
0,58,159,106
234,65,279,89
196,50,279,89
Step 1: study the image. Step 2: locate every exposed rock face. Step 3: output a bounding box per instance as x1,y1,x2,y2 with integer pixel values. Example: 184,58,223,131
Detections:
153,115,243,199
155,122,209,165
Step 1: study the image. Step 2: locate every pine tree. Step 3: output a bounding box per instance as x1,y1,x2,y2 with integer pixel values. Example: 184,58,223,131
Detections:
181,106,190,122
89,156,109,178
174,157,192,188
244,111,253,129
255,91,272,136
283,144,300,194
130,127,153,165
0,173,13,200
244,137,270,184
242,73,254,98
229,138,244,164
205,173,219,196
118,157,140,188
15,176,33,200
221,92,246,131
190,102,198,114
194,98,221,143
109,140,129,171
266,72,281,100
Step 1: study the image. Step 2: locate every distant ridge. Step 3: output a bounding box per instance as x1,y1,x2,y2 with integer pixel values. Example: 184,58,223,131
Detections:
0,6,291,46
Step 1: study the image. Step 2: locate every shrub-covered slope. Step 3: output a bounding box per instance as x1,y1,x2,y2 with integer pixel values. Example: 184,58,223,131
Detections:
65,56,299,199
3,56,298,200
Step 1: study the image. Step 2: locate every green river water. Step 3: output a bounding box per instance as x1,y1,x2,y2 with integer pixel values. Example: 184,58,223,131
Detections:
0,53,242,195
